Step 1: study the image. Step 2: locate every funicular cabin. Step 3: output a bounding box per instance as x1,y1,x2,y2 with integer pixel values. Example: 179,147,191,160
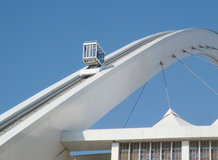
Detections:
83,41,105,67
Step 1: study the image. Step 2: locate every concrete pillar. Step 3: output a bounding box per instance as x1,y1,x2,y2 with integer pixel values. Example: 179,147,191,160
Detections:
128,143,131,160
182,141,189,160
209,141,211,160
111,143,119,160
138,143,141,160
170,141,173,160
149,142,151,160
198,141,201,160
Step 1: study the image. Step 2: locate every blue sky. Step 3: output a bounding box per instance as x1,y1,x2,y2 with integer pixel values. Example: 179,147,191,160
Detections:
0,0,217,128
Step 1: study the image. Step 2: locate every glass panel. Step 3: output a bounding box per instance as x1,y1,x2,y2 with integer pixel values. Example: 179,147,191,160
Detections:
90,44,93,57
141,142,150,160
86,45,89,57
120,143,129,160
93,44,96,57
96,45,104,64
212,141,218,160
151,142,160,160
131,143,139,160
97,46,101,60
172,142,181,160
162,142,171,160
86,46,88,58
190,141,199,160
88,44,91,57
200,141,209,160
83,45,86,58
101,52,104,63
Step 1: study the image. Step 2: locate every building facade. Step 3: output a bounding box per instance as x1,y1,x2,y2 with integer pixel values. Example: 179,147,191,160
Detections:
65,109,218,160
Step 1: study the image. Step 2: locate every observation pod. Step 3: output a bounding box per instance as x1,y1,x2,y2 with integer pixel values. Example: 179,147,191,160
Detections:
83,41,105,67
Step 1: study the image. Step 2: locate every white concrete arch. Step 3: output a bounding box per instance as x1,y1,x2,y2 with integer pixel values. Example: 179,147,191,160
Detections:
0,28,217,160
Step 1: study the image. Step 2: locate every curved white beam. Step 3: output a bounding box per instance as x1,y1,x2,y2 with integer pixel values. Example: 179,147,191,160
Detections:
0,28,217,160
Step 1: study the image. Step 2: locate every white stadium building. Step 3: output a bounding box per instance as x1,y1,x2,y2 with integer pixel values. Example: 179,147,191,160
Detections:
0,28,217,160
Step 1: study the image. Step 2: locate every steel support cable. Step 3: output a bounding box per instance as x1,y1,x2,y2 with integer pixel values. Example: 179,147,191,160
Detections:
112,95,131,128
96,95,131,129
123,82,147,128
182,50,215,66
173,55,218,95
56,148,67,158
191,47,218,57
160,62,171,109
207,46,218,52
193,48,218,65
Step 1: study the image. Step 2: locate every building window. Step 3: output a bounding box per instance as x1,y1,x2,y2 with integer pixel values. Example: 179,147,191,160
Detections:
211,141,218,160
200,141,210,160
119,141,217,160
141,142,150,160
162,142,171,160
120,143,129,160
189,141,218,160
130,143,140,160
190,141,199,160
172,142,181,160
151,142,160,160
119,141,181,160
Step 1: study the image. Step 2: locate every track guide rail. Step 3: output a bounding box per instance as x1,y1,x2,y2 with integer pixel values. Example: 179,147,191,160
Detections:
0,31,173,135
